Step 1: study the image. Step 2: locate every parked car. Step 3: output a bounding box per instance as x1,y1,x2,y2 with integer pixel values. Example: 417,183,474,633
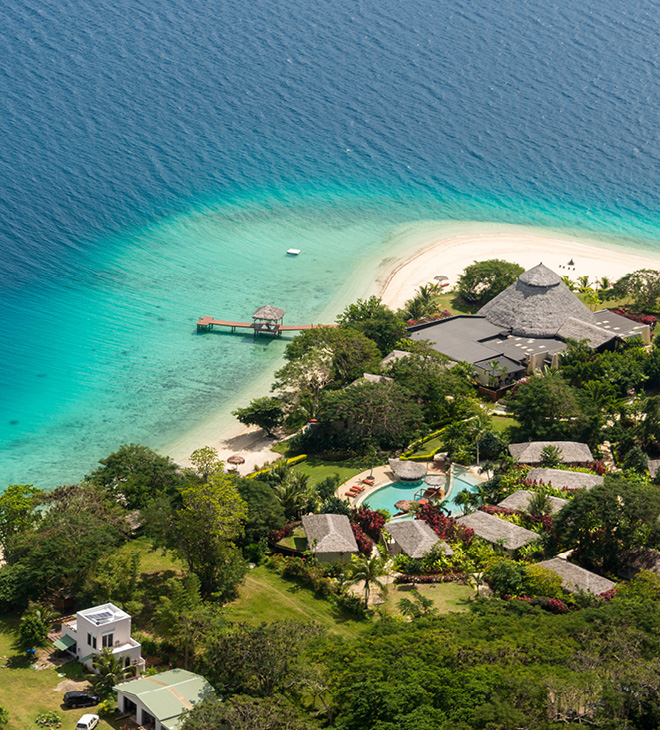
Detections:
63,691,100,708
75,714,99,730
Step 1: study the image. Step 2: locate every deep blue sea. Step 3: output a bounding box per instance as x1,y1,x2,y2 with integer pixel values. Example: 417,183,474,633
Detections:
3,0,660,488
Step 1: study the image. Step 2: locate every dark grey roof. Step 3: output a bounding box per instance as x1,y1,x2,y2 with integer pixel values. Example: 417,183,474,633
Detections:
526,467,604,489
497,490,568,514
508,441,593,464
387,520,452,558
408,316,507,364
388,459,427,481
252,305,286,320
493,335,567,361
594,310,651,339
479,265,595,338
473,355,526,375
301,514,358,554
456,511,537,551
536,557,615,595
556,318,618,348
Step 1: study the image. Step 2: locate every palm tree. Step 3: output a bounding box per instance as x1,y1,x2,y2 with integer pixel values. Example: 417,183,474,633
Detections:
577,275,590,289
22,602,59,627
345,554,389,608
91,648,125,697
561,276,576,291
274,472,310,520
598,276,612,291
525,491,552,516
453,488,480,515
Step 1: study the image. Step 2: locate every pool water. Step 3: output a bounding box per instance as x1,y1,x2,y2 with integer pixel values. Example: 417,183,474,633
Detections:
358,471,482,517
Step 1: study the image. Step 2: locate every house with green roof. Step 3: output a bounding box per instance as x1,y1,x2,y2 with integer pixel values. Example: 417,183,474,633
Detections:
114,668,215,729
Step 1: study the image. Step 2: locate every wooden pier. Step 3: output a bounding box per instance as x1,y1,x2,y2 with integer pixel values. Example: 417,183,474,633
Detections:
196,305,335,337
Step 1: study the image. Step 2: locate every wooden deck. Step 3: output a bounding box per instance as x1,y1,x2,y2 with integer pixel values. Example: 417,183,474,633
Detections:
196,316,335,336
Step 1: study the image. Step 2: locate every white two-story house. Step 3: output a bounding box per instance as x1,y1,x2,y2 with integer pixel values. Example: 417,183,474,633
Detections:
55,602,145,675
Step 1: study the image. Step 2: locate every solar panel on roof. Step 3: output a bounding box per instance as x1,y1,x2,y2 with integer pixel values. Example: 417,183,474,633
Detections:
86,610,113,622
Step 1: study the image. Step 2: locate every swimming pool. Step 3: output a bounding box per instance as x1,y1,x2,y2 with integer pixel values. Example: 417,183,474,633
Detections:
356,470,482,516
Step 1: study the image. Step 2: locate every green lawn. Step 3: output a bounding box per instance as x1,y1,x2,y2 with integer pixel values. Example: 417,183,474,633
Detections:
279,527,307,551
291,456,375,486
381,582,473,616
408,435,443,457
491,415,519,433
0,614,118,730
225,566,367,639
114,535,185,574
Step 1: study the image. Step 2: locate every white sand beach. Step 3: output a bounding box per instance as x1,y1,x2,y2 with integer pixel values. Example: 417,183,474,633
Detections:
375,221,660,310
166,220,660,472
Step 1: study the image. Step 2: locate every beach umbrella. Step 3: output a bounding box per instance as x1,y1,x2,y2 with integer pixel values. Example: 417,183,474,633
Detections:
434,275,449,282
227,455,245,466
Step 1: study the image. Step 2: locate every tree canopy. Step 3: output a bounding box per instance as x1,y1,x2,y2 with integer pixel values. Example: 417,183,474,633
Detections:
336,296,406,355
457,259,525,306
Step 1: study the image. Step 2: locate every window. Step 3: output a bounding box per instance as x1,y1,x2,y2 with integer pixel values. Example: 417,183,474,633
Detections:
102,633,114,648
92,636,97,649
87,633,91,646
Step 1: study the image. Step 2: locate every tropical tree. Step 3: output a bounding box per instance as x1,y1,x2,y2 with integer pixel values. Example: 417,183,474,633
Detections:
232,398,285,437
540,445,562,468
188,446,224,481
525,492,552,516
336,296,406,355
457,259,525,306
612,269,660,312
561,276,576,291
453,488,480,515
91,648,125,697
18,613,49,651
273,473,310,521
0,484,43,554
180,696,319,730
345,553,389,608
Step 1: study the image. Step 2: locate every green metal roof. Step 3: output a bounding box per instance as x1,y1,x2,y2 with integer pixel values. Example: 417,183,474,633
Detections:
52,635,76,651
114,669,214,723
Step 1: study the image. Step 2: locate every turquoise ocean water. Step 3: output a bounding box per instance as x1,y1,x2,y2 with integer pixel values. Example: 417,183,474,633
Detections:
3,0,660,488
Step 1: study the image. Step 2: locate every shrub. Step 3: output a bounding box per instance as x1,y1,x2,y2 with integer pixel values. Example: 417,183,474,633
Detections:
544,597,569,614
333,591,367,617
416,503,474,547
350,523,373,556
351,506,386,541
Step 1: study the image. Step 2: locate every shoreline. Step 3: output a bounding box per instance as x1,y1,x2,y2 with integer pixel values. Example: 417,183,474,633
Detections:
164,220,660,473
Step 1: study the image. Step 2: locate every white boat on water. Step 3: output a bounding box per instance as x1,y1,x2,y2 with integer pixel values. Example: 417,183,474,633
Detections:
287,248,301,255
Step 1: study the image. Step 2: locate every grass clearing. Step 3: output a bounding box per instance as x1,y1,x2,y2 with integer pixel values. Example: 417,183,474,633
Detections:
491,415,519,433
114,535,185,575
291,456,375,486
0,615,118,730
225,566,367,640
381,582,473,616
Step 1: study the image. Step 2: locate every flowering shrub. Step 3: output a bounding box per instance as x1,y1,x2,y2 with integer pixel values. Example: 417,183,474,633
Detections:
351,506,386,541
269,521,299,543
350,522,373,556
598,587,618,602
269,554,336,596
416,502,474,547
610,307,658,327
479,504,515,516
394,573,465,584
585,460,607,476
544,597,569,614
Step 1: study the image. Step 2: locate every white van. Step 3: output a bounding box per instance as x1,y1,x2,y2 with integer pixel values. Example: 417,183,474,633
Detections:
75,715,99,730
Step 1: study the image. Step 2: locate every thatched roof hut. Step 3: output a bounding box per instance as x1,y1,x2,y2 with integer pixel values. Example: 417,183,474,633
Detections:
387,520,453,559
479,264,595,338
424,475,446,487
536,557,615,595
350,373,394,387
388,459,427,481
526,467,604,490
381,350,413,367
648,459,660,480
456,511,537,553
252,305,286,321
301,514,358,562
497,490,568,514
508,441,593,465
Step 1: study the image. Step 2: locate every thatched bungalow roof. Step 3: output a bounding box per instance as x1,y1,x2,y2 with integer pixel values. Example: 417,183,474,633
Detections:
381,350,413,367
648,459,660,480
252,305,286,321
497,490,568,514
536,558,615,595
301,514,358,555
556,318,618,349
508,441,593,465
526,467,604,490
388,459,427,481
424,475,446,487
387,520,453,559
455,511,537,552
479,264,595,338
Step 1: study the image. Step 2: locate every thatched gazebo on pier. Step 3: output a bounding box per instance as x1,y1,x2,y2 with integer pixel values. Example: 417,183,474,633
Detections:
252,306,286,337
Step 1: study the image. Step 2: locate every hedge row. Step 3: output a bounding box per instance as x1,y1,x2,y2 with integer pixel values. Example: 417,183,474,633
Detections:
245,454,308,479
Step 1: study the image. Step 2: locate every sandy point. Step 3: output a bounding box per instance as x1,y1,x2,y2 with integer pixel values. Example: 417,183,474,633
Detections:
375,221,660,310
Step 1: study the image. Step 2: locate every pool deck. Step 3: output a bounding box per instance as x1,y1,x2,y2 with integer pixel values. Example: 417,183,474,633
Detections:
336,463,488,508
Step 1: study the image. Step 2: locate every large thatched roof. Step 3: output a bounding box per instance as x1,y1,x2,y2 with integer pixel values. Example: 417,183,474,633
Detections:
479,264,595,338
252,305,286,320
508,441,593,464
387,520,452,559
536,557,615,595
301,514,358,555
497,490,568,514
388,459,427,481
526,467,604,490
556,318,618,348
456,511,537,551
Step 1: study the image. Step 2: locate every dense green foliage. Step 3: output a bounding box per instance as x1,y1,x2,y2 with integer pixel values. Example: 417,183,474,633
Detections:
232,397,285,437
336,296,407,355
457,259,525,305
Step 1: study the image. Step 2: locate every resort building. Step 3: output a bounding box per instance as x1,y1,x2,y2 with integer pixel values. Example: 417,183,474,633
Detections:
456,510,537,554
526,467,604,490
496,490,568,514
387,519,453,559
55,603,144,675
407,264,651,389
508,441,593,465
301,513,358,563
114,668,214,730
536,558,615,595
